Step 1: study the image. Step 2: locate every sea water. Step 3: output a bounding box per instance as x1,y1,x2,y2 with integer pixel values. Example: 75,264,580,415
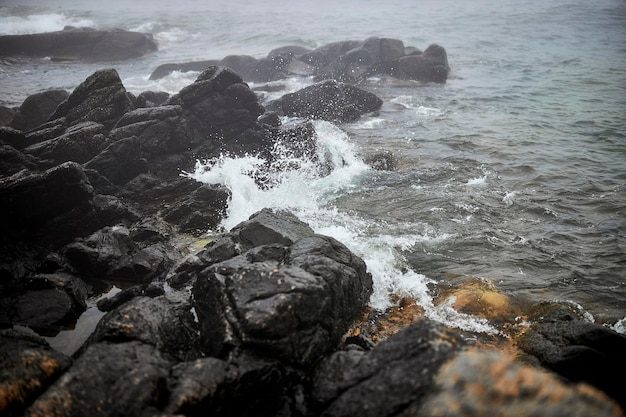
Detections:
1,0,625,333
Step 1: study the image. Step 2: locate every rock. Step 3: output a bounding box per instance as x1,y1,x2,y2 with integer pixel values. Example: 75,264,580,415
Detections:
95,283,164,312
0,144,40,176
0,328,73,417
192,209,372,366
83,136,147,185
517,308,626,410
9,89,69,132
49,68,134,130
0,161,97,245
62,225,175,283
24,121,110,164
265,79,383,123
311,319,465,417
84,295,200,361
0,106,17,126
298,40,362,72
105,105,192,179
315,37,406,82
0,272,88,335
231,208,315,249
92,193,141,227
0,126,27,149
218,55,259,80
149,60,219,80
0,27,158,62
165,353,293,416
393,43,450,83
162,184,230,234
135,90,170,108
25,341,172,417
420,348,624,417
166,66,266,147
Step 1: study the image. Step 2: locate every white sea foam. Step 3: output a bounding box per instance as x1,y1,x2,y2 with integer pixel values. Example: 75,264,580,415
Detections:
185,120,499,334
0,13,95,35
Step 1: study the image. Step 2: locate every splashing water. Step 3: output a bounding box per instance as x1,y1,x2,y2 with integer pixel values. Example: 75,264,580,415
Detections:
186,120,499,334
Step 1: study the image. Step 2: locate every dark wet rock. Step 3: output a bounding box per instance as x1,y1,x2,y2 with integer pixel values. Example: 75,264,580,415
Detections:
312,319,465,417
392,43,450,83
25,340,171,417
269,45,312,58
257,110,281,127
129,216,174,245
83,136,147,185
135,90,170,108
165,353,294,417
420,348,624,417
166,66,268,153
517,308,626,410
0,328,73,417
102,104,193,179
92,193,141,227
0,27,158,62
49,68,134,130
265,79,382,123
0,272,88,335
192,209,372,366
23,121,110,164
299,40,362,72
96,283,165,312
0,126,27,149
162,184,230,234
0,161,98,246
149,59,219,80
62,225,175,283
23,118,68,148
315,37,406,83
167,235,240,289
0,144,40,175
84,295,200,361
9,89,69,132
116,175,203,212
231,208,315,250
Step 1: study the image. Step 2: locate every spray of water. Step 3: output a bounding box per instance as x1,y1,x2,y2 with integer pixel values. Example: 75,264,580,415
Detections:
185,120,498,334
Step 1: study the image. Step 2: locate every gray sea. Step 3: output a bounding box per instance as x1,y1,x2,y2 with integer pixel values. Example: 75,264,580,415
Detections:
1,0,625,334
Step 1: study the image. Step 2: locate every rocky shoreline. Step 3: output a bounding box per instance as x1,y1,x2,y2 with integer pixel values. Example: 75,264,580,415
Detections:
1,37,625,416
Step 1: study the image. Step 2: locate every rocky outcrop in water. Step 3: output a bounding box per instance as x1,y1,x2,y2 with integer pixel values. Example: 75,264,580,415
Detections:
149,36,450,84
1,62,625,417
0,27,158,62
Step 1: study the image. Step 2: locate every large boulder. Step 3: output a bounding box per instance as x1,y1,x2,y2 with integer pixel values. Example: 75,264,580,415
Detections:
392,43,450,83
0,27,158,62
192,209,373,366
265,79,382,123
48,68,134,130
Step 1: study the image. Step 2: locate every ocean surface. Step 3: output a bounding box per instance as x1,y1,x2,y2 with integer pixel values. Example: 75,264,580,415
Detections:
2,0,625,335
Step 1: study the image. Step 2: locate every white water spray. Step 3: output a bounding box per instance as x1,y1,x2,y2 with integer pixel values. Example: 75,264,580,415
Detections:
185,120,498,334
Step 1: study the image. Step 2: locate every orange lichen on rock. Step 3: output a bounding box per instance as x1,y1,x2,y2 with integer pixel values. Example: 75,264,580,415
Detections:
434,277,521,323
346,296,426,344
421,348,624,417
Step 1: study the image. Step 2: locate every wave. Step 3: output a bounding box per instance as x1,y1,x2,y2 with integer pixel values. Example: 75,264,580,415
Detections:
0,12,95,35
